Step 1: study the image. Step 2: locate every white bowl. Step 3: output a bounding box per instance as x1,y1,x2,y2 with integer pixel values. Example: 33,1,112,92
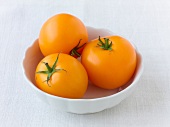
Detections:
22,26,144,114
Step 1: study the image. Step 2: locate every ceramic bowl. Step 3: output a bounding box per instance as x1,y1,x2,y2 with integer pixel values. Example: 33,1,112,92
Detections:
22,26,144,114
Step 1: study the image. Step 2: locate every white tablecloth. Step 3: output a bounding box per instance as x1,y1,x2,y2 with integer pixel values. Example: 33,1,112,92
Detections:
0,0,170,126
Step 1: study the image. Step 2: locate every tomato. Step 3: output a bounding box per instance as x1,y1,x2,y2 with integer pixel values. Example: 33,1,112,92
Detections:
81,36,137,89
39,13,88,57
35,53,88,99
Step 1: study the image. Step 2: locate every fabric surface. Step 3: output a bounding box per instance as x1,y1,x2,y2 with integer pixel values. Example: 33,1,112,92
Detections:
0,0,170,126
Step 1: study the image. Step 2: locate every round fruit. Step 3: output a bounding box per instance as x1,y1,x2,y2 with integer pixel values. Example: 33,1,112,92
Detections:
81,36,137,89
35,53,88,99
39,13,88,57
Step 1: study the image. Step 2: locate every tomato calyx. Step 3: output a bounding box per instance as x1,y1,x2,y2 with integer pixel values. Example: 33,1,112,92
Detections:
70,39,86,57
97,36,113,50
36,53,66,86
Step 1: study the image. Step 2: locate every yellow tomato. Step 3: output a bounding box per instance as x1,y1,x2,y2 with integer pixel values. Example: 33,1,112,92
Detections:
35,53,88,99
39,13,88,57
81,36,137,89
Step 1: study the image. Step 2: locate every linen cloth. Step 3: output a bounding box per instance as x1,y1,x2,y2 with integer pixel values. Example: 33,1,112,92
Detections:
0,0,170,126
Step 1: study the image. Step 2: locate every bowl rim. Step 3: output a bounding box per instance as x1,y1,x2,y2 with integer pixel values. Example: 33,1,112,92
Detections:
22,28,144,102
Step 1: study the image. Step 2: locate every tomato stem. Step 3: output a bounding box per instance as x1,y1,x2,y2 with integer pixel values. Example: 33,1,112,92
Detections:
70,39,86,57
36,53,66,86
43,62,52,72
97,36,113,50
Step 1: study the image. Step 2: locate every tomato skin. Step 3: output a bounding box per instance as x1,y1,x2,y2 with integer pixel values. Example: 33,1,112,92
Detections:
81,36,137,89
39,13,88,57
35,53,88,99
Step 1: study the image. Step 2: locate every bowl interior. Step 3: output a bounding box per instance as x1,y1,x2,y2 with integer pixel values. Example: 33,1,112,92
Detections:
23,27,141,99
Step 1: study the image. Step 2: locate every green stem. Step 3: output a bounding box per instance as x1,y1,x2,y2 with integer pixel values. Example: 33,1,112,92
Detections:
44,63,52,72
73,49,81,57
36,53,66,86
97,36,113,50
70,39,86,57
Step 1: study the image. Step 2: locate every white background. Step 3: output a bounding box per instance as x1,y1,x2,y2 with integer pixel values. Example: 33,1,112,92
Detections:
0,0,170,127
